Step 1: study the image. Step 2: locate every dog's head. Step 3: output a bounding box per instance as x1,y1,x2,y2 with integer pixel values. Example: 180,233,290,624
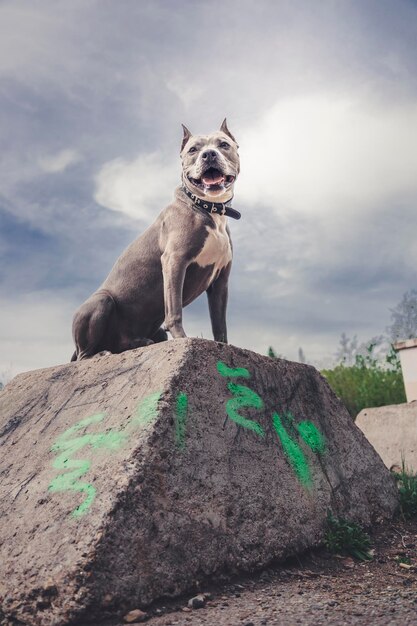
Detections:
180,119,240,202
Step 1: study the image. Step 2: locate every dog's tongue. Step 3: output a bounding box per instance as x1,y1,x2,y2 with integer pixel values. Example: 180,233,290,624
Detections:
202,171,225,185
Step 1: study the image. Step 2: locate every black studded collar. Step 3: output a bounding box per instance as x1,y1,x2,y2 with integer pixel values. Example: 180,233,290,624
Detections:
181,185,241,220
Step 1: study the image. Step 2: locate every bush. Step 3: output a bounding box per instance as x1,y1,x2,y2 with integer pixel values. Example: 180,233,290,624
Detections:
321,346,406,418
324,513,372,560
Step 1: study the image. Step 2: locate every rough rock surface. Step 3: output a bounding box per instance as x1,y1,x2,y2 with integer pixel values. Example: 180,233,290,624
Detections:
0,339,398,625
356,402,417,471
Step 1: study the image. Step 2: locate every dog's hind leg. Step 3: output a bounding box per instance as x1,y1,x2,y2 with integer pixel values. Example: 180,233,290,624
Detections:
151,327,168,343
72,291,115,361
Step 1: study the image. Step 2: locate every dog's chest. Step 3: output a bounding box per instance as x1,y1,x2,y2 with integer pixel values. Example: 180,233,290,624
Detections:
193,216,232,282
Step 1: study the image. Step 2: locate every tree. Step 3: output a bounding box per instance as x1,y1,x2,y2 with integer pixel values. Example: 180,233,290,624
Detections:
298,347,306,364
335,333,359,365
387,289,417,342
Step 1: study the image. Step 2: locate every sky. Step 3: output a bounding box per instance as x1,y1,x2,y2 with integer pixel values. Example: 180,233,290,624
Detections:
1,0,417,380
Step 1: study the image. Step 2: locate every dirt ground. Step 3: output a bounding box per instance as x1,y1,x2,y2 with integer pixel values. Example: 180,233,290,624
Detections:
111,517,417,626
2,518,416,626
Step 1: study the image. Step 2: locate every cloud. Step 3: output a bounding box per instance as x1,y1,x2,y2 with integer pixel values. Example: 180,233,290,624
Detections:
38,149,82,173
238,93,417,214
94,152,180,221
0,291,75,380
1,0,417,377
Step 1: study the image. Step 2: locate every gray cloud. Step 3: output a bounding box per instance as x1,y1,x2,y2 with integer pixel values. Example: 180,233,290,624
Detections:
1,0,417,376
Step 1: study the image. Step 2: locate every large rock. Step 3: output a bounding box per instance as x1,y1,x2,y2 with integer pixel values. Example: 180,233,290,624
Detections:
0,339,398,625
357,402,417,471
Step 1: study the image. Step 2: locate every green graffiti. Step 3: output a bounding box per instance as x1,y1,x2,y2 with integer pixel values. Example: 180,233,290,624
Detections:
226,382,265,437
217,361,264,437
217,361,250,379
175,392,188,450
217,360,327,488
297,420,326,454
48,413,127,517
133,391,162,426
272,412,312,488
49,391,162,517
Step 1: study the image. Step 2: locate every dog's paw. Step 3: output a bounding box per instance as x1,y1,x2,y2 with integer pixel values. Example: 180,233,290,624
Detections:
130,338,154,349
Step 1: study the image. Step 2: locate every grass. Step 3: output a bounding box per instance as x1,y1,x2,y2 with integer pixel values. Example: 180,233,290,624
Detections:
324,513,372,561
321,347,406,419
325,466,417,562
392,462,417,520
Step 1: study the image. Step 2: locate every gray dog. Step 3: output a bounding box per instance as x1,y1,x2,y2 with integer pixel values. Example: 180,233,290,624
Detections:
71,119,240,361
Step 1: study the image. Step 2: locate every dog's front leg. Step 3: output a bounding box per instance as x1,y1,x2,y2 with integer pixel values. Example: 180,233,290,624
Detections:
206,263,231,344
161,250,187,338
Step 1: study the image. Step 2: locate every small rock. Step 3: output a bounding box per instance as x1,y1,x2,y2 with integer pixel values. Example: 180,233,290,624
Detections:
36,598,51,610
188,594,206,609
327,600,338,607
123,608,147,623
182,607,191,612
102,594,113,607
342,557,355,569
43,579,57,596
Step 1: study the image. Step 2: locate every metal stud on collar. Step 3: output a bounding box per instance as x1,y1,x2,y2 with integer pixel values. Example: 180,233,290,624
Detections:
181,185,241,220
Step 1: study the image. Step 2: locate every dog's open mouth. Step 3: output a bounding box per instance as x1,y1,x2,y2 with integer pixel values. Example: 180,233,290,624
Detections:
189,168,235,193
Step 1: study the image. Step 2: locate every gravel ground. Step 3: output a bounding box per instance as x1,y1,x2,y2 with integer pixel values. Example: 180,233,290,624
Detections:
3,519,416,626
113,518,417,626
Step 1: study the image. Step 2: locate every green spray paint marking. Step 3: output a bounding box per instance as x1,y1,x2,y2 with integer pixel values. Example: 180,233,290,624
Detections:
297,421,326,455
217,361,250,379
48,413,127,517
226,383,265,437
175,392,188,450
133,391,162,426
217,361,264,437
216,360,327,488
272,412,312,488
49,390,162,517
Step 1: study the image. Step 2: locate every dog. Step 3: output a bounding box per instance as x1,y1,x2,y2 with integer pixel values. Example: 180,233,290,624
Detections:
71,119,240,361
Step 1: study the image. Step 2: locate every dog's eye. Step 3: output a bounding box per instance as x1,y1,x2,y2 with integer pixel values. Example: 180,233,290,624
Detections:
188,146,197,154
220,141,230,149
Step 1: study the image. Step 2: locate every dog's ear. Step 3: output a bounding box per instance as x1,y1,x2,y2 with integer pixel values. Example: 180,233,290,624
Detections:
220,118,237,144
180,124,193,153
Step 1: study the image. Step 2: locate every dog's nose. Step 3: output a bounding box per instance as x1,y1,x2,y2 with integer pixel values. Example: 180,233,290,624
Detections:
201,150,218,161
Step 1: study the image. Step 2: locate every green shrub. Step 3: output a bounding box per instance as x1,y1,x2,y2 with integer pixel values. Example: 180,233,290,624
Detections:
321,346,406,418
324,513,372,560
392,462,417,520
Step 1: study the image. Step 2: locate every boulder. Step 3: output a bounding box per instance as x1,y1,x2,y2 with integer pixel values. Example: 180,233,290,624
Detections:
0,339,398,625
356,402,417,471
